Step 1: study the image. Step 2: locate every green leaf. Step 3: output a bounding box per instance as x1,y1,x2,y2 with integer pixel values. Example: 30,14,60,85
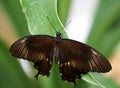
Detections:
82,73,105,88
87,0,120,58
90,73,120,88
1,0,30,36
19,0,67,38
57,0,71,24
0,39,41,88
95,25,120,57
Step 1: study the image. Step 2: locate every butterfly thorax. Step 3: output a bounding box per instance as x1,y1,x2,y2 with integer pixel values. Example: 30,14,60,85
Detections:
55,32,61,44
54,32,61,64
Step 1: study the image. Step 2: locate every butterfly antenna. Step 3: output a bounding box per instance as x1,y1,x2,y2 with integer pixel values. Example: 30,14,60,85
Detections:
46,15,70,37
64,20,71,28
37,11,58,34
57,20,71,38
46,16,58,33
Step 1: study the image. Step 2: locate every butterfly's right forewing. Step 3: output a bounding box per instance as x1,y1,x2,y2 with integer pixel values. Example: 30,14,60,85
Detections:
9,35,55,77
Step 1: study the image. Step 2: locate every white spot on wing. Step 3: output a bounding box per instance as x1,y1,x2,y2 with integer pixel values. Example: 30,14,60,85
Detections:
67,62,70,65
46,58,48,61
21,38,27,43
91,49,98,55
89,49,99,70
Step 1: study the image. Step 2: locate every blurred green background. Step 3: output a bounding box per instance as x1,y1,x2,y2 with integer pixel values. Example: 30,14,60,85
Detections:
0,0,120,88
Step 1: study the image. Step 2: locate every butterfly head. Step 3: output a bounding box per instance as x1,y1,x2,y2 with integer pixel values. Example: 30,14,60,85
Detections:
56,32,61,37
55,32,62,43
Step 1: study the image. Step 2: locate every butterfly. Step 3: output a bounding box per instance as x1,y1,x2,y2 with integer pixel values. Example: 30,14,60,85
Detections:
9,32,112,84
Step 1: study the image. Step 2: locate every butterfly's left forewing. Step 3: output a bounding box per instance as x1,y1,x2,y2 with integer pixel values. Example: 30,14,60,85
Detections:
9,35,55,78
59,39,111,84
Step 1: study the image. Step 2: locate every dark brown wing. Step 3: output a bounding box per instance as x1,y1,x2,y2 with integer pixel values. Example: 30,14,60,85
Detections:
9,35,55,77
59,39,112,84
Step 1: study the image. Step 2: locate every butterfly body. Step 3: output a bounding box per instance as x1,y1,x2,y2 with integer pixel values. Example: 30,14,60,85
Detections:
54,32,61,64
9,32,112,84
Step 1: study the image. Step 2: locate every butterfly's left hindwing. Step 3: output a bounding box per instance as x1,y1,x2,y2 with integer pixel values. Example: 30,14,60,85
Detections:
59,39,112,83
9,35,55,77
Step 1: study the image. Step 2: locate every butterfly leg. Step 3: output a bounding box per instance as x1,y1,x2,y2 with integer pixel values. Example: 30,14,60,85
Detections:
34,62,40,79
34,71,40,80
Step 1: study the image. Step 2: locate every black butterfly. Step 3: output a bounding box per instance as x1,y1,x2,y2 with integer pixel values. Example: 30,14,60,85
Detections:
9,32,112,84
